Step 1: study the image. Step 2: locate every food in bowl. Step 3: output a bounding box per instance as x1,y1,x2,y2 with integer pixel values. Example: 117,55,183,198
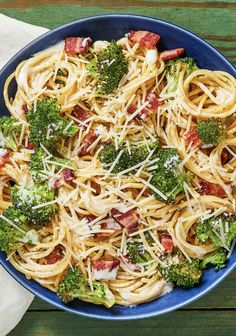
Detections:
0,29,236,308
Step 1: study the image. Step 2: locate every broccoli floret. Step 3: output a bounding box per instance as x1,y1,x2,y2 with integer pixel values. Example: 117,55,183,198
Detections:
0,116,22,151
195,214,236,249
86,41,128,94
160,252,202,288
30,148,77,182
99,140,159,174
196,119,226,146
166,57,198,93
11,183,58,226
201,249,227,271
0,207,39,253
150,148,186,203
57,267,115,308
127,242,151,264
26,98,79,148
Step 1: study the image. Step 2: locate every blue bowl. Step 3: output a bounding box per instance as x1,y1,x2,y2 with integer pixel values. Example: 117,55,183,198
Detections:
0,14,235,320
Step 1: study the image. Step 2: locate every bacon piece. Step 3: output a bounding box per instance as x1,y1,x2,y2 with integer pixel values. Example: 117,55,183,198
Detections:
52,168,74,188
26,142,35,150
90,180,101,195
127,105,137,115
128,92,161,121
45,246,64,265
0,148,12,168
92,259,120,271
22,104,28,113
80,130,98,156
71,105,90,129
51,178,63,189
221,148,232,165
199,180,227,198
65,37,92,55
92,259,120,280
160,233,174,253
160,48,185,61
94,218,121,241
111,208,140,234
61,168,74,182
185,127,202,148
128,30,160,49
86,214,97,223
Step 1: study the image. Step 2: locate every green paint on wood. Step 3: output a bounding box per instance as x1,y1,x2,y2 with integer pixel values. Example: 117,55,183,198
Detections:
0,4,234,37
0,4,235,65
9,310,236,336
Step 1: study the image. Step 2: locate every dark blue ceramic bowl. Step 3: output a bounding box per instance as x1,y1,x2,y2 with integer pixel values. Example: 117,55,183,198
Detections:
0,14,235,320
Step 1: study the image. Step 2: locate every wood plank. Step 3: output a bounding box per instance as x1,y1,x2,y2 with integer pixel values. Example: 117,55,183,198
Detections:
0,0,236,10
9,310,236,336
0,3,234,36
29,271,236,311
1,5,235,66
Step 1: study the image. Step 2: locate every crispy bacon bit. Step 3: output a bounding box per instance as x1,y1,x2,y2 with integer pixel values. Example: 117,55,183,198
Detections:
26,142,35,150
0,148,12,168
160,48,185,61
127,105,137,115
61,168,74,182
71,105,90,129
111,208,140,234
221,148,232,165
22,104,28,113
185,128,202,148
160,233,174,253
51,178,63,189
94,218,121,241
199,180,227,198
90,180,101,195
45,246,64,265
80,130,98,156
86,214,97,223
65,37,92,55
128,30,160,49
92,259,120,280
92,259,120,271
52,168,74,188
128,92,161,121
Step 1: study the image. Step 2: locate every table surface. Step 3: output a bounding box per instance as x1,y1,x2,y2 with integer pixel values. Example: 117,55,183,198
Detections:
0,0,235,335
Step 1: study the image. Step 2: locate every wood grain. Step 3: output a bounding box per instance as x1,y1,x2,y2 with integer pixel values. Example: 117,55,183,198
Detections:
0,0,236,9
9,310,236,336
1,2,235,66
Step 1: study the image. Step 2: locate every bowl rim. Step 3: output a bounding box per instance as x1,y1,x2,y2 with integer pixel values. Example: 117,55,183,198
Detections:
0,13,236,320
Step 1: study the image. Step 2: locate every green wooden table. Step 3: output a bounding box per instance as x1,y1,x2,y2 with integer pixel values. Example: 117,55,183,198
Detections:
0,1,236,334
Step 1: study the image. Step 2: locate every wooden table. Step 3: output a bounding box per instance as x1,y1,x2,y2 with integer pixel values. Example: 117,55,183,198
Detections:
0,1,235,335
